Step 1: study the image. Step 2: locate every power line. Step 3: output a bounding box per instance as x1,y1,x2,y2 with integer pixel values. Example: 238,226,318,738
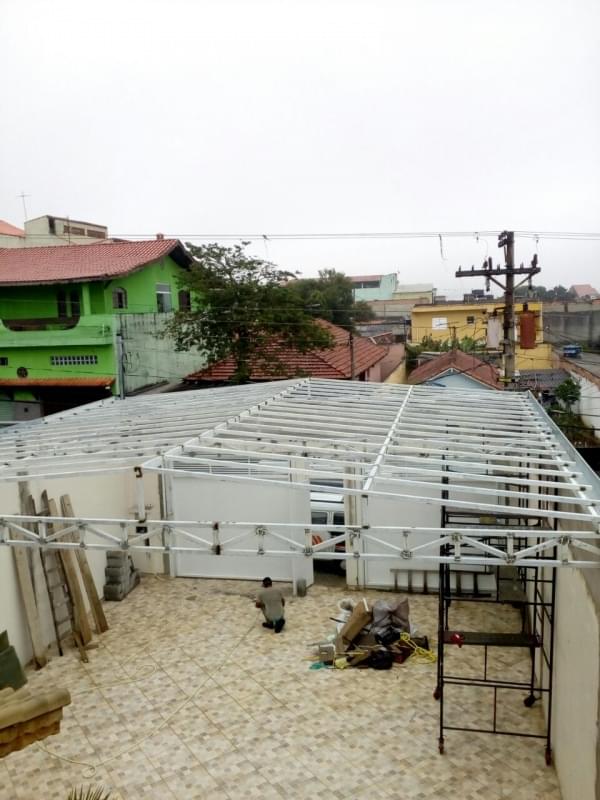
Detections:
6,230,600,242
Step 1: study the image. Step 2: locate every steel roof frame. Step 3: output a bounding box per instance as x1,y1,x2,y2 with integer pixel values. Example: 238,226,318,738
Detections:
0,378,598,565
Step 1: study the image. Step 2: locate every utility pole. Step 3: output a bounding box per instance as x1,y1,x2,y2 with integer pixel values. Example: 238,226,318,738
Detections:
502,231,516,385
349,330,356,381
455,231,540,387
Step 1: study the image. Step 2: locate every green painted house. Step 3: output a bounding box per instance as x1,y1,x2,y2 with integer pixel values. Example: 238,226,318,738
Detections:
0,238,193,420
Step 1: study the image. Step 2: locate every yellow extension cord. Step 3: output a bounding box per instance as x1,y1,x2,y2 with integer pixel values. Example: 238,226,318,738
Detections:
332,632,437,668
398,632,437,663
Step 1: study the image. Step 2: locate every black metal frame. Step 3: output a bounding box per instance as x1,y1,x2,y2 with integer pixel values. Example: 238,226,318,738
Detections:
434,507,557,766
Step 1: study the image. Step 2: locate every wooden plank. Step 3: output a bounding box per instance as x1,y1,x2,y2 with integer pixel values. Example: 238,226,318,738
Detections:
44,496,93,646
60,494,108,634
25,496,54,653
15,482,47,668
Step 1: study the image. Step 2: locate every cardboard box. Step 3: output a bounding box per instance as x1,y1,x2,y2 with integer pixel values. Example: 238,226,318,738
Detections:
335,598,372,653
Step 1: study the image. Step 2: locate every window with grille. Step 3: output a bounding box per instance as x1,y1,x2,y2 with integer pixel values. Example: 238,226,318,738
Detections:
112,287,128,309
51,355,98,366
156,283,172,312
466,316,475,324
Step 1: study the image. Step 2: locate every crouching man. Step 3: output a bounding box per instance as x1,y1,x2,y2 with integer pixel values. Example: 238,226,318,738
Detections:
256,577,285,633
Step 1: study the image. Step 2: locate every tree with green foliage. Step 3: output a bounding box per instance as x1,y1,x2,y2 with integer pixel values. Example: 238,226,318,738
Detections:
164,243,333,384
555,377,581,411
515,284,576,301
287,269,373,330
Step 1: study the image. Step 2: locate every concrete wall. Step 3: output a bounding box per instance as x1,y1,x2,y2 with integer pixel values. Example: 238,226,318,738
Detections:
0,468,163,666
544,307,600,347
576,373,600,437
552,565,600,800
559,358,600,437
119,312,207,393
531,404,600,800
0,481,28,664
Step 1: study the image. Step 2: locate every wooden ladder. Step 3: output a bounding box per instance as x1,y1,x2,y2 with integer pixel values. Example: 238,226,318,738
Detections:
40,547,88,662
39,493,93,658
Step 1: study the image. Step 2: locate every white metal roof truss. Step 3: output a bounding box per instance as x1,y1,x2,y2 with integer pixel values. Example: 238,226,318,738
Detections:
1,378,599,567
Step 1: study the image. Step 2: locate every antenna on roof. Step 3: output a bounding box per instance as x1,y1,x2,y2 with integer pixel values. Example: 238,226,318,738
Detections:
16,191,30,222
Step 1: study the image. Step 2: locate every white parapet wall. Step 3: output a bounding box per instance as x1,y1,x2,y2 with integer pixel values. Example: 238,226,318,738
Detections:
0,468,164,666
577,372,600,438
552,566,600,800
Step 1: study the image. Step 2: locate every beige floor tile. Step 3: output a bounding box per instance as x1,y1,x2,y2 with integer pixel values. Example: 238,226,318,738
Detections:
161,762,222,798
1,575,562,799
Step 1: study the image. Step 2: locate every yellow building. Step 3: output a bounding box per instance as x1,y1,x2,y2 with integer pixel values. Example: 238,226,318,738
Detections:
410,300,553,371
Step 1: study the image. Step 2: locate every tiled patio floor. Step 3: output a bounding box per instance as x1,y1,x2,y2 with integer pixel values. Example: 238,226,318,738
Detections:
1,575,561,799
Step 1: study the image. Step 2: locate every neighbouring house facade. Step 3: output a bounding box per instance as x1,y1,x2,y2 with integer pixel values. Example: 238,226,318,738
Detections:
393,283,436,304
0,214,109,248
408,349,501,390
349,273,398,301
0,239,201,420
185,319,390,385
411,299,554,372
349,276,436,305
356,283,437,342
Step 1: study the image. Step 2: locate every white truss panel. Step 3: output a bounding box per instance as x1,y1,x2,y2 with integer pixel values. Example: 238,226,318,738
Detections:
0,378,598,568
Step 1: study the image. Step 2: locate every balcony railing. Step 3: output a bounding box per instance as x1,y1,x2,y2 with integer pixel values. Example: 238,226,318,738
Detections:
0,315,116,346
2,316,81,331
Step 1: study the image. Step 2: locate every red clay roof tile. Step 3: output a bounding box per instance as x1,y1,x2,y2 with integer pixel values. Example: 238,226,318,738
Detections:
0,240,190,285
0,220,25,237
186,320,387,382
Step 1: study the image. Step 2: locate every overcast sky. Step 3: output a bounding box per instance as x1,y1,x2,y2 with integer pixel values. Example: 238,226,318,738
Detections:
1,0,599,295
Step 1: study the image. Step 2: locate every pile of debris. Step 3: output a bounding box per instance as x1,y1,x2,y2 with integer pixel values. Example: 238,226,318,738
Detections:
312,596,434,670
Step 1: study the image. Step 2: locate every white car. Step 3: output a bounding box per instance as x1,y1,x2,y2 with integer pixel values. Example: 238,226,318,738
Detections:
310,492,346,572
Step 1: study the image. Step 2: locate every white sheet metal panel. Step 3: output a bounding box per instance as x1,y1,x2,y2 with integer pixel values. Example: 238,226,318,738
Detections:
171,474,313,584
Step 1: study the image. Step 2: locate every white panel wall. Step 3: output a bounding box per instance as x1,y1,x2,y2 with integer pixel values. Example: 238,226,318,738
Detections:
363,481,442,588
0,481,31,666
576,374,600,437
0,470,144,666
363,477,499,589
171,475,313,586
552,567,599,800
